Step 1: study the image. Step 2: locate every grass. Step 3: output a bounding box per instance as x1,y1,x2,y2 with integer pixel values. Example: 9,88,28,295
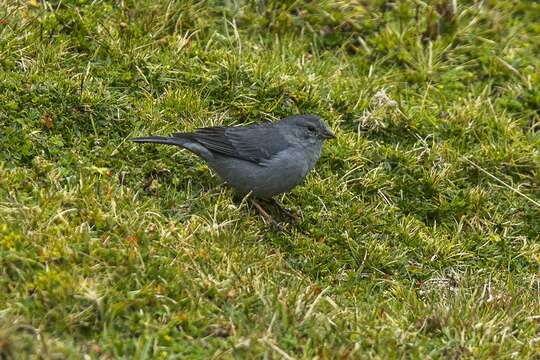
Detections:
1,0,539,358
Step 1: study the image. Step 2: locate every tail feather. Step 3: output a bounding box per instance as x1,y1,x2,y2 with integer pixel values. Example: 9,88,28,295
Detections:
130,134,214,161
130,136,183,146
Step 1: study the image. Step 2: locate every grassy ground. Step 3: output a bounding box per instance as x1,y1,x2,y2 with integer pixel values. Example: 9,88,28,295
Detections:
1,0,540,358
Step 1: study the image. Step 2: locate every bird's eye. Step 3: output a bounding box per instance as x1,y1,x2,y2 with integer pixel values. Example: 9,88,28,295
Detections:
307,125,316,132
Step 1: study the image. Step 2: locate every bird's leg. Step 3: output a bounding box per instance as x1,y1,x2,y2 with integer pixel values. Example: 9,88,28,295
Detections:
267,198,299,224
249,198,287,232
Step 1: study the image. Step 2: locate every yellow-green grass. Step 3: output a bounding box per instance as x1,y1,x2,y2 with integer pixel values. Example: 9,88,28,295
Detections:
1,0,539,358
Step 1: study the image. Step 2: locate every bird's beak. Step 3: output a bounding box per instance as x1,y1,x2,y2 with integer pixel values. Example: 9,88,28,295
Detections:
321,128,336,139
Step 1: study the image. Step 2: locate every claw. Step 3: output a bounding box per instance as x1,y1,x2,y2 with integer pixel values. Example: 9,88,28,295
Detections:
268,198,299,224
250,198,289,232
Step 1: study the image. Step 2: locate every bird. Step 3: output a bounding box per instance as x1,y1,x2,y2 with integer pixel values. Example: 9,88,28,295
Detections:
130,114,335,228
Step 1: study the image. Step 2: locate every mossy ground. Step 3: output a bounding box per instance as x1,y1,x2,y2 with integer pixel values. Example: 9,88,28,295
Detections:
1,0,539,358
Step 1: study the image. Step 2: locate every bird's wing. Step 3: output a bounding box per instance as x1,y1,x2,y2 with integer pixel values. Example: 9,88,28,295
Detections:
173,124,289,164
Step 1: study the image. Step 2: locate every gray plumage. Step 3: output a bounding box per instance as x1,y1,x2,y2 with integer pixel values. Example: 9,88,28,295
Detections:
130,114,335,198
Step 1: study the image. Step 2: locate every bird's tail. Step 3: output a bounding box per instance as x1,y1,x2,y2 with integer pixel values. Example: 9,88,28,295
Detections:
130,136,185,146
130,134,213,160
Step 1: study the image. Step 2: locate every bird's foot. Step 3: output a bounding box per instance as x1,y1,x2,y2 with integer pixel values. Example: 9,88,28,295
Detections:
249,199,289,233
266,198,300,224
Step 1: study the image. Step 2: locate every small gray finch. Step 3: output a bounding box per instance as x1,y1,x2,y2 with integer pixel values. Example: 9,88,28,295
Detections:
130,114,335,227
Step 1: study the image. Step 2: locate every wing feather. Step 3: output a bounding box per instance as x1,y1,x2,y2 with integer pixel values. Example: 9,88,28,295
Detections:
173,123,288,164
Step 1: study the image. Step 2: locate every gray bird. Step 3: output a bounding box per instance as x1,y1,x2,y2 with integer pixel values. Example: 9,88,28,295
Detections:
130,114,335,227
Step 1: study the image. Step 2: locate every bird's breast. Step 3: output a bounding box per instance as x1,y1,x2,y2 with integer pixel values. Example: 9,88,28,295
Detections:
209,147,315,198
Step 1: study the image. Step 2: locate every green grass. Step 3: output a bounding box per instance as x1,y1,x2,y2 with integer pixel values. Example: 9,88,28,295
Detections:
1,0,540,358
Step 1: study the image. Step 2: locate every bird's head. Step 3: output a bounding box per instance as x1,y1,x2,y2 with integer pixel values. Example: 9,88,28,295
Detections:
279,115,335,145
